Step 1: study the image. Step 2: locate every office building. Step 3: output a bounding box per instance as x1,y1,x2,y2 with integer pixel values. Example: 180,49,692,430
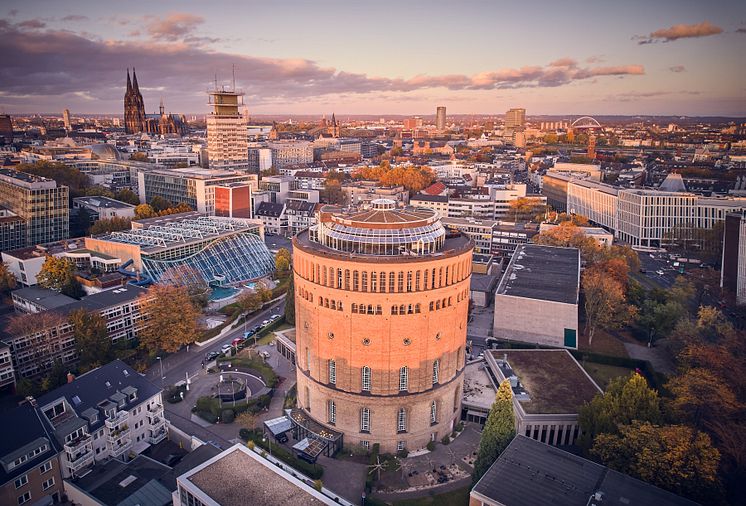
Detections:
85,213,274,287
268,140,314,169
214,182,253,219
73,196,136,221
722,211,746,304
484,350,601,446
491,222,539,258
0,345,14,390
35,359,166,478
0,168,69,249
206,86,249,170
0,403,65,505
471,435,698,506
63,108,71,130
0,114,13,144
493,245,580,348
505,108,526,130
4,286,148,379
292,199,473,452
436,106,447,131
136,167,256,215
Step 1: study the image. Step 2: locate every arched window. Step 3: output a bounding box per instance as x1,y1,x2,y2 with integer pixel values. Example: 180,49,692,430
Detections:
362,271,368,292
353,270,359,291
328,359,336,385
399,366,409,391
376,305,382,315
406,271,413,292
337,268,343,288
344,269,350,290
360,407,370,432
328,400,336,424
454,387,460,413
351,303,358,314
330,300,336,310
361,366,371,391
415,270,421,291
430,401,437,424
305,386,311,411
379,271,386,292
397,407,407,432
305,347,310,371
432,359,440,384
338,302,343,311
429,301,434,311
371,272,377,292
415,303,421,313
391,305,398,315
319,297,323,306
424,269,429,290
436,300,441,310
397,272,404,292
400,304,406,315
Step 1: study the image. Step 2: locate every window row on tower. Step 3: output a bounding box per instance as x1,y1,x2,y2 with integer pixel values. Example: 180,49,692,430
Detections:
322,360,448,391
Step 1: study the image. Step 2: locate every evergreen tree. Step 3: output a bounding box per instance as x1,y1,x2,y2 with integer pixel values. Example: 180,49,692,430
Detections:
473,379,515,484
284,277,295,325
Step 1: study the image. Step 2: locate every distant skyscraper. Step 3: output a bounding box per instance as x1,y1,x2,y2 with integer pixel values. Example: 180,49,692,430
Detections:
0,115,13,144
436,106,446,131
722,211,746,305
505,108,526,130
62,109,71,131
206,83,249,170
124,68,146,134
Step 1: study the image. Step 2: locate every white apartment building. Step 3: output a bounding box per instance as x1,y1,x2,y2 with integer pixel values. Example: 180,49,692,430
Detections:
36,360,166,479
567,179,619,232
268,140,314,168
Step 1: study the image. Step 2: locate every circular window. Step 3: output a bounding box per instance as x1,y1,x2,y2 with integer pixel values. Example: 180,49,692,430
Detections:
435,332,441,341
328,331,334,340
403,338,412,346
362,338,371,346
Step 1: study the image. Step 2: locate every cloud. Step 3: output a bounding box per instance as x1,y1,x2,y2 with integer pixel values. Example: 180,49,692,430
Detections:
669,65,686,73
61,15,89,22
636,21,723,44
611,90,701,102
17,19,46,29
146,13,204,41
585,55,605,64
736,28,746,34
0,21,645,112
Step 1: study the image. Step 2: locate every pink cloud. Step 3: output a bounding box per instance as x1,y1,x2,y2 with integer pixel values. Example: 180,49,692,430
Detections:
637,21,723,44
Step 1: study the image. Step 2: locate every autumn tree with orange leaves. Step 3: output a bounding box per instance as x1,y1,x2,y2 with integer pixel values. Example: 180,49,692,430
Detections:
137,284,202,354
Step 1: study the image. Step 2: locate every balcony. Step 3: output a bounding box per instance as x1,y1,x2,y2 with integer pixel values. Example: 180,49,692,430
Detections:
108,438,132,458
147,403,164,416
67,448,94,474
107,424,131,443
64,433,92,454
105,410,129,429
148,414,166,432
148,427,167,445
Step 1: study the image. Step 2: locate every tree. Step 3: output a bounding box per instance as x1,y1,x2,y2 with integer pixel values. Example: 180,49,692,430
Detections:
37,256,76,292
137,285,202,354
134,204,157,219
284,278,295,325
509,197,547,223
129,152,149,162
591,422,721,502
582,267,636,345
637,298,685,344
0,262,17,295
578,372,661,452
473,379,515,483
275,248,291,273
70,308,111,371
150,196,173,212
666,368,742,429
114,188,141,206
89,216,131,235
237,291,263,313
61,277,86,300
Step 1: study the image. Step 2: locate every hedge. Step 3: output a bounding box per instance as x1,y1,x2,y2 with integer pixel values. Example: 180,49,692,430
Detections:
239,429,323,479
365,443,380,493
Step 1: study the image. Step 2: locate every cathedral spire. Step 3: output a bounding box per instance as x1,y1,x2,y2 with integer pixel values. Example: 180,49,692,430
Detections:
132,67,140,94
126,68,132,94
159,97,164,116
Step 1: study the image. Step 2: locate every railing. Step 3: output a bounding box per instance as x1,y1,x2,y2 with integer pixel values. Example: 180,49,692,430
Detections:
64,433,92,453
107,424,131,443
105,410,129,429
148,414,166,431
147,403,164,415
109,438,132,458
67,448,94,472
148,428,167,445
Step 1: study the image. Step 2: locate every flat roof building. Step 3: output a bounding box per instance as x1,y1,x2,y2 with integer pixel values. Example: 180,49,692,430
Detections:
73,196,136,221
471,435,699,506
493,244,580,348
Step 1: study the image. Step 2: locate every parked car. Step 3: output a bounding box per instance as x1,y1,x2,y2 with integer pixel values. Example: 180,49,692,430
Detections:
220,344,232,354
261,319,271,326
656,270,665,276
205,351,220,361
270,314,281,320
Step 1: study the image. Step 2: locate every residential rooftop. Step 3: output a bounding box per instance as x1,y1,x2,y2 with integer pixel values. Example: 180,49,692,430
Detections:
488,349,602,414
73,196,136,209
472,436,699,506
497,244,580,304
183,445,333,506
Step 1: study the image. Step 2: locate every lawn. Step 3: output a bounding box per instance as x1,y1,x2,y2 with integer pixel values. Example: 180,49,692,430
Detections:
386,486,470,506
580,361,635,388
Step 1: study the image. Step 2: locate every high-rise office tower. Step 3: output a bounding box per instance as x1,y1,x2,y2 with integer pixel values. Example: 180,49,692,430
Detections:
436,106,447,131
292,199,473,453
0,115,13,144
206,82,249,170
505,108,526,130
0,168,69,249
63,109,71,131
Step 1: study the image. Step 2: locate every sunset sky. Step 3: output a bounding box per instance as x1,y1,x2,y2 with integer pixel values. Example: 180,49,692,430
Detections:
1,0,745,116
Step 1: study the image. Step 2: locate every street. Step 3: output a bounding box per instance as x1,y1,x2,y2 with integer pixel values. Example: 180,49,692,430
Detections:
144,298,286,389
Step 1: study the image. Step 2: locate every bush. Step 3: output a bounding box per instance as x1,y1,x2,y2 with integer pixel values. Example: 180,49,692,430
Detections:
441,435,451,445
313,479,323,492
365,443,381,492
451,431,458,438
221,409,235,423
396,448,409,459
194,396,221,423
426,441,436,451
455,421,464,432
239,428,252,441
166,385,187,404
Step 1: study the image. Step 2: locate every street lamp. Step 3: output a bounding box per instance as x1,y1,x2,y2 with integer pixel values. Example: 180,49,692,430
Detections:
262,435,272,457
156,356,164,387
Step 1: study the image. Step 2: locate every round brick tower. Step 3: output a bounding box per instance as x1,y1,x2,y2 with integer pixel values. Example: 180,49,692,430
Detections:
292,199,473,453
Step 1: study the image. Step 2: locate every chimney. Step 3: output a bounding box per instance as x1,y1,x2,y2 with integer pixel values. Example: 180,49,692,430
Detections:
67,372,75,384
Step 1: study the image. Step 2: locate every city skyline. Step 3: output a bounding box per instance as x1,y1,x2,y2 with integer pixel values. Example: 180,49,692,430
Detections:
1,0,745,116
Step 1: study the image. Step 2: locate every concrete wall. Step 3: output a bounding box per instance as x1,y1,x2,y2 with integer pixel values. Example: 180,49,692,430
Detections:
493,295,578,348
